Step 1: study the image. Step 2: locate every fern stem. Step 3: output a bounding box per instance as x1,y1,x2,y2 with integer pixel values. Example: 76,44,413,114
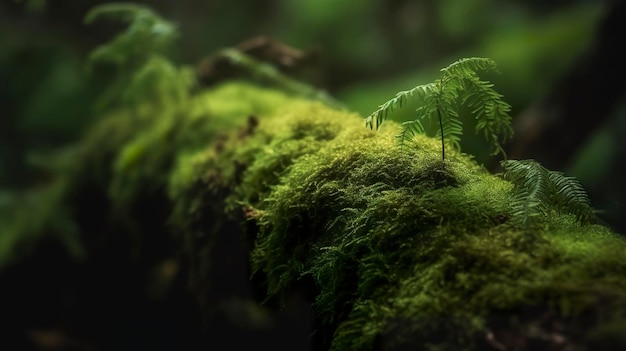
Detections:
436,101,445,161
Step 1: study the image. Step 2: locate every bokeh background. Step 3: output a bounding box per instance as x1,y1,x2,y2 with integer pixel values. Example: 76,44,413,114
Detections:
1,0,624,231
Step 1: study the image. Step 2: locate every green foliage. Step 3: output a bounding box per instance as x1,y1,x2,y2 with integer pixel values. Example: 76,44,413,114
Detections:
84,3,191,109
365,57,513,160
501,159,595,226
84,3,177,67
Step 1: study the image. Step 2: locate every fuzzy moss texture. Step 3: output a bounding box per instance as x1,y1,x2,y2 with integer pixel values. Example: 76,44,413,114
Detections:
3,81,626,350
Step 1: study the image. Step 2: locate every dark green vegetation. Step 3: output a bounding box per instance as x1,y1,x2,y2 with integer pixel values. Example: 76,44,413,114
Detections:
501,159,595,227
366,57,513,160
2,2,626,351
4,78,626,350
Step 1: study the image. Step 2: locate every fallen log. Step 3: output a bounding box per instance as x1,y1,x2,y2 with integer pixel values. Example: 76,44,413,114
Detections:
2,80,626,350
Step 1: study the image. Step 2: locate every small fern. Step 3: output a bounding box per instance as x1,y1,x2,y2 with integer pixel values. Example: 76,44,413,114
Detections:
501,159,595,226
365,57,513,160
84,3,189,109
84,3,177,67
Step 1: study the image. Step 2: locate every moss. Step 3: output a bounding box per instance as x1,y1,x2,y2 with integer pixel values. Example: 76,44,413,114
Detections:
234,100,626,349
3,78,626,350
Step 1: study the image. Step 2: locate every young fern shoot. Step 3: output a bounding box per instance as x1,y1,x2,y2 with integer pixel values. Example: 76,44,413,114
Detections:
365,57,514,160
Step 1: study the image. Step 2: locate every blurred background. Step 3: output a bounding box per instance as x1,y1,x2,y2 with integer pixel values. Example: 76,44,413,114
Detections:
1,0,624,230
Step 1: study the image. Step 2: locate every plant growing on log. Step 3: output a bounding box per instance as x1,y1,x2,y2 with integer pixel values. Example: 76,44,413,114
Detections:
365,57,513,160
84,3,178,67
501,159,595,226
84,3,191,109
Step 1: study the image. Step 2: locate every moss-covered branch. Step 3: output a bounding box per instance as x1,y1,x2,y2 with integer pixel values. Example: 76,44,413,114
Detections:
2,81,626,350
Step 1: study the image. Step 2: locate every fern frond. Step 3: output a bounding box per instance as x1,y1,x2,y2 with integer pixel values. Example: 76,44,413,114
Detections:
501,160,552,226
501,159,595,226
395,120,425,150
548,171,594,223
84,3,186,111
414,92,439,125
365,57,512,161
434,92,463,151
365,83,436,130
462,76,513,156
441,57,498,79
84,3,177,67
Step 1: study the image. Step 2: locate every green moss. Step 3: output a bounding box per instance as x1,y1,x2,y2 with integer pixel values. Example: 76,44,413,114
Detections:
4,75,626,350
234,100,626,349
229,100,356,211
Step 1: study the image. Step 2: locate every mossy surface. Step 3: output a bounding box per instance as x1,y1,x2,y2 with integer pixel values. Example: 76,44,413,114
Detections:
2,81,626,350
218,88,626,349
